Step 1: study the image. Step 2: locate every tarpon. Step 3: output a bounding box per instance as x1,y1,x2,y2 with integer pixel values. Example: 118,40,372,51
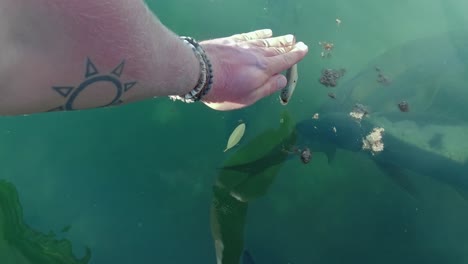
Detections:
292,31,468,199
295,112,468,199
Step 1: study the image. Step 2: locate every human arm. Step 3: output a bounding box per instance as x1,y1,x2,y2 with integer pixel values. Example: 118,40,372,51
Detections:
0,0,308,115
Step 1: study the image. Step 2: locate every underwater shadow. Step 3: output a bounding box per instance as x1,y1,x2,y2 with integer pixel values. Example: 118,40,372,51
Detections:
209,111,298,264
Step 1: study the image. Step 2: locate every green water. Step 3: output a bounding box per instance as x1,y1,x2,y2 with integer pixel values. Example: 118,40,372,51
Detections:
2,0,468,263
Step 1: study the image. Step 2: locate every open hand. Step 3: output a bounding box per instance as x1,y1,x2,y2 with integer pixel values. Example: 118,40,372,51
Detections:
200,29,308,111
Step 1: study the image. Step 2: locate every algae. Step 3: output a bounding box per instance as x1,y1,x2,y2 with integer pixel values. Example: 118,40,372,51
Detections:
0,180,91,264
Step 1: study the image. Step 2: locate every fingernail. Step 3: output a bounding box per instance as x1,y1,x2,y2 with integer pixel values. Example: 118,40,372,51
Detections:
296,42,308,50
285,34,294,43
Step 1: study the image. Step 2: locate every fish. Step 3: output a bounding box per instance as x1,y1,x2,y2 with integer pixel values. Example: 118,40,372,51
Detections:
211,112,297,264
300,31,468,199
242,249,295,264
242,250,256,264
279,64,298,105
295,112,468,200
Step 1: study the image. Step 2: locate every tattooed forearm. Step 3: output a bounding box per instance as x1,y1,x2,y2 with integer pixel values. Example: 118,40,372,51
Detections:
49,58,137,111
0,0,199,115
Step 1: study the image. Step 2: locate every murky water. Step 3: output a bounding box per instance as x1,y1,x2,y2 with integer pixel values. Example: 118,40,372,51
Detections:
1,0,468,263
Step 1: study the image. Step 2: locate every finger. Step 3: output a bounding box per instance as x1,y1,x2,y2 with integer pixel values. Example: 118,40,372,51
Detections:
246,34,295,48
256,45,296,57
266,42,308,74
252,74,287,101
230,29,273,42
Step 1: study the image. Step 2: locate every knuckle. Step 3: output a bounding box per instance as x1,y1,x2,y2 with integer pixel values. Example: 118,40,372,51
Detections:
282,53,295,66
274,47,286,55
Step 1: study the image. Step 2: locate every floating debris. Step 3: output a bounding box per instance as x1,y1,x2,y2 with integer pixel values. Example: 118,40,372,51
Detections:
398,101,410,112
319,41,334,51
336,18,341,26
300,148,312,164
375,66,392,85
328,92,336,99
319,68,346,87
282,146,312,164
362,127,385,154
224,123,245,152
349,103,369,122
354,103,369,113
319,41,334,58
377,73,391,85
349,111,364,121
312,113,320,119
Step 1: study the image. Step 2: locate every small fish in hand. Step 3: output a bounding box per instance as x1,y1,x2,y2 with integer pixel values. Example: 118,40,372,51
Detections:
279,64,298,105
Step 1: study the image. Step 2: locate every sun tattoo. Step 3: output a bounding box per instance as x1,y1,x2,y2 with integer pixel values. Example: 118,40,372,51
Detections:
49,58,137,111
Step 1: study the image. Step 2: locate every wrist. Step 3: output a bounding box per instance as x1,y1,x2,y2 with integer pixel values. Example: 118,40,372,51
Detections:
166,36,201,97
198,44,226,104
168,37,214,103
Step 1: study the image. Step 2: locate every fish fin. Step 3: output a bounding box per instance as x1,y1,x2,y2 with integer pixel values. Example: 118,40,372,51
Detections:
323,144,337,164
218,164,253,174
456,163,468,200
450,177,468,201
242,250,256,264
452,186,468,201
375,160,420,199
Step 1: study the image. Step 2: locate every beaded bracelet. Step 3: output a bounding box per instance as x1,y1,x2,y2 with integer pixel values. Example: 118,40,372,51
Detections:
169,36,214,103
